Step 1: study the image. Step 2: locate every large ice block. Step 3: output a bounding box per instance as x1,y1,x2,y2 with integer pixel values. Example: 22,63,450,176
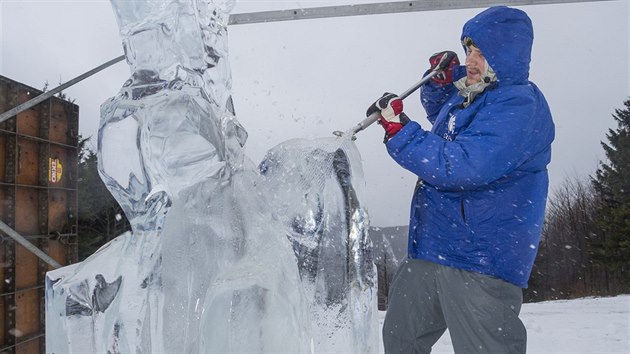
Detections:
46,0,378,352
260,137,380,353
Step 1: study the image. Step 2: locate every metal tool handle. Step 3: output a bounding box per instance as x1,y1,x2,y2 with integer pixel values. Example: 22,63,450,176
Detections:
342,69,441,137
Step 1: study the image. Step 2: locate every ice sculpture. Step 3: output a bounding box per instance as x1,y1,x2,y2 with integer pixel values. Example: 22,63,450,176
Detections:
260,138,380,353
46,0,378,353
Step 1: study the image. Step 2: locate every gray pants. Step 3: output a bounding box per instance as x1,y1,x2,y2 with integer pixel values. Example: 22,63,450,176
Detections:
383,259,526,354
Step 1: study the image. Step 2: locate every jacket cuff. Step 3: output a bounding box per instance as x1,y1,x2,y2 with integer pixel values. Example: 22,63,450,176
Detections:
386,121,424,152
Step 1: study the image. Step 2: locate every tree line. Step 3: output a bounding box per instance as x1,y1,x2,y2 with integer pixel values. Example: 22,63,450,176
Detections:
77,137,130,260
524,98,630,301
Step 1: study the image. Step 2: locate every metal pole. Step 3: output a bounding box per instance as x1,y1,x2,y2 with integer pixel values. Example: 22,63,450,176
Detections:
341,70,440,138
0,55,125,124
228,0,618,25
0,220,62,269
338,51,456,137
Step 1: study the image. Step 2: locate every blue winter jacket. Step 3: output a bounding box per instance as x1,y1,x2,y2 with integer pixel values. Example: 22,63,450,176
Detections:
386,6,555,287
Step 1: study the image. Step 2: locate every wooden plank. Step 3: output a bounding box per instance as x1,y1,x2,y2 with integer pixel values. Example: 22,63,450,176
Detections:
66,147,78,188
48,190,69,235
15,244,38,290
15,187,38,237
15,90,40,139
16,338,41,354
49,99,69,145
48,189,77,266
14,289,39,347
47,239,68,268
15,139,39,186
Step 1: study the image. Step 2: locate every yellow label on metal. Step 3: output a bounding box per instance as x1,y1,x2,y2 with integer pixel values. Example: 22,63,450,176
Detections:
49,158,63,183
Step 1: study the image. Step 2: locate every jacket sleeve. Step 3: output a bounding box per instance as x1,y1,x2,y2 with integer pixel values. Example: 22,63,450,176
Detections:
420,65,467,124
388,87,539,191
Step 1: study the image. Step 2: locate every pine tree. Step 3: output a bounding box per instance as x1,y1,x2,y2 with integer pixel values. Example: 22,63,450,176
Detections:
77,136,130,260
591,99,630,274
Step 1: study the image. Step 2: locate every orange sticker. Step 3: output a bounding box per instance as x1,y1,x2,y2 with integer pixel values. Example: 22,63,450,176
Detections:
49,158,63,183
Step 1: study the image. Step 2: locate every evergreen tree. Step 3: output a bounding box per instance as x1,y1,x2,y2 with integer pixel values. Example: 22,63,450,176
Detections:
77,136,130,260
591,99,630,275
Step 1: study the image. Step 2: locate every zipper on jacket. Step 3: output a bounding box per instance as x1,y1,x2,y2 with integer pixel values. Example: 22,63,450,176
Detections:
414,179,425,193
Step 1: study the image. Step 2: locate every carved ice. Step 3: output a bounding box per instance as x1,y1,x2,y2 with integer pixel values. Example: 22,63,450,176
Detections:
45,0,378,353
260,138,379,353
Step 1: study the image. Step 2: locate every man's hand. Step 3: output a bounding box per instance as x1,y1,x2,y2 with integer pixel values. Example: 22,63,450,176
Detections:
429,51,460,86
367,93,410,142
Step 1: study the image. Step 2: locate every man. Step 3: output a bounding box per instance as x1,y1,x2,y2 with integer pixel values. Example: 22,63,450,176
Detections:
368,6,555,354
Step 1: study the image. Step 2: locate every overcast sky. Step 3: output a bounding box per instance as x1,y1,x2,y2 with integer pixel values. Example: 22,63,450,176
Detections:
1,0,629,227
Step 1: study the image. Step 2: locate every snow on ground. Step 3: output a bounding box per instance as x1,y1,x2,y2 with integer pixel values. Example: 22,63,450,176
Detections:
378,295,630,354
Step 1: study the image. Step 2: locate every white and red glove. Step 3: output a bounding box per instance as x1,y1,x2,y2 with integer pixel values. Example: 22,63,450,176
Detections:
366,93,410,142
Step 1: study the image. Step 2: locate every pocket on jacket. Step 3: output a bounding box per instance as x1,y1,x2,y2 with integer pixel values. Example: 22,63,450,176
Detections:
467,189,497,232
460,197,468,224
428,191,468,231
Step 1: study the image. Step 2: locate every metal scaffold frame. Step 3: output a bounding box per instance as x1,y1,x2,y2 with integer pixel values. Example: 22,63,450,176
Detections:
228,0,616,25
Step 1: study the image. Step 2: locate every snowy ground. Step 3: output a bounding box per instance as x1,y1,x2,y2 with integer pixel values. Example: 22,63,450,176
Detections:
378,295,630,354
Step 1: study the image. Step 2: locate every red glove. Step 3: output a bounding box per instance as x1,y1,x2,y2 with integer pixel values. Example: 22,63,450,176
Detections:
366,93,410,142
429,51,460,86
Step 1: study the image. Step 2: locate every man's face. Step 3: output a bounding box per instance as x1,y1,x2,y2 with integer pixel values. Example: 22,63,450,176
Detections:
465,45,486,85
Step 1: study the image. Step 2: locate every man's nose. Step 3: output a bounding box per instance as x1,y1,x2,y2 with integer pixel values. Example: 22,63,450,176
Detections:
465,53,476,66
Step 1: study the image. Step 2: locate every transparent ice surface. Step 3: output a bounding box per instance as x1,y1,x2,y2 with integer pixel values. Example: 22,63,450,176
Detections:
46,0,378,353
260,138,380,353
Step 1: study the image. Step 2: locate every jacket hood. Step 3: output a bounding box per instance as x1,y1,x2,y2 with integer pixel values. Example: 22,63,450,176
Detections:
461,6,533,85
